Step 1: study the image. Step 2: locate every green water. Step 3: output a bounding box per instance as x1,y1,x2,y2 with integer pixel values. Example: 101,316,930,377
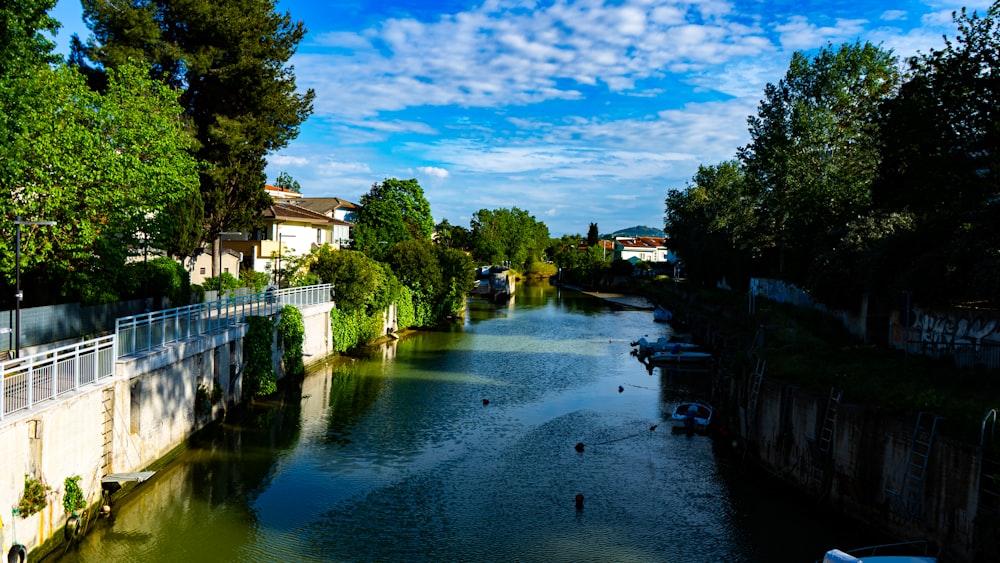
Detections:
45,281,876,562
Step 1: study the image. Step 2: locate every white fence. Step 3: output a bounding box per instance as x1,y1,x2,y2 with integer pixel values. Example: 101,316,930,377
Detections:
115,284,333,358
2,284,334,422
1,335,116,421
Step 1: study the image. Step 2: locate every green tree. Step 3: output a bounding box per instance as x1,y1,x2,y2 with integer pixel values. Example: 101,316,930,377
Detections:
664,161,755,288
469,207,549,270
875,4,1000,305
434,219,470,250
75,0,316,249
276,171,300,193
739,41,899,282
587,223,599,246
309,247,396,316
0,0,60,77
353,178,434,261
434,246,475,315
0,61,201,304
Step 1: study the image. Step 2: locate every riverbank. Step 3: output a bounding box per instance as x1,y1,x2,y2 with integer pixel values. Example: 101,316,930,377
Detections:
615,279,996,561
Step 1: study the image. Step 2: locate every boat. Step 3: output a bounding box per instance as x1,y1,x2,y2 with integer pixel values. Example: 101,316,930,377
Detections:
818,541,936,563
648,347,712,364
630,336,699,358
652,305,672,322
670,402,712,433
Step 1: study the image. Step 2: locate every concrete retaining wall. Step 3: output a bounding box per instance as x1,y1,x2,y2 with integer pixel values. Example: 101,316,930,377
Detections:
0,303,332,558
733,374,984,559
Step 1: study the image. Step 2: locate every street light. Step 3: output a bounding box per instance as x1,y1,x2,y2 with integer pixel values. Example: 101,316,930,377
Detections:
14,217,57,359
276,233,296,288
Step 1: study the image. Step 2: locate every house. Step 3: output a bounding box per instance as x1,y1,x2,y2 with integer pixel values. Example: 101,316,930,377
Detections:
613,236,676,264
186,185,359,286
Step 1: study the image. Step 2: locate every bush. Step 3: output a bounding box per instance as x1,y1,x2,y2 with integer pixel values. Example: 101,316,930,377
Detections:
243,316,277,399
63,475,86,515
17,475,50,517
278,306,305,378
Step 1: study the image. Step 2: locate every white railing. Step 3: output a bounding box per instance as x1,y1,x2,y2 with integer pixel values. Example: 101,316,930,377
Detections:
1,284,333,424
1,335,116,421
115,284,333,358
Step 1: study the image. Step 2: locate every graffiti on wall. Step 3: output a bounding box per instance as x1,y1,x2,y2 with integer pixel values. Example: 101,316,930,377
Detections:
910,307,1000,347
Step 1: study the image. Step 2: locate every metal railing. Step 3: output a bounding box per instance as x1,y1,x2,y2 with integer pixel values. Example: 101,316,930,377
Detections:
1,284,333,423
115,284,333,358
1,335,116,421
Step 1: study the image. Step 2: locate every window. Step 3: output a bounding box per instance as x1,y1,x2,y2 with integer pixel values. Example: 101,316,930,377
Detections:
200,267,206,274
317,228,322,245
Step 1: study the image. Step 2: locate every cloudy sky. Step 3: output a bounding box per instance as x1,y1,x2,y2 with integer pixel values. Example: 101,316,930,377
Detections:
52,0,990,236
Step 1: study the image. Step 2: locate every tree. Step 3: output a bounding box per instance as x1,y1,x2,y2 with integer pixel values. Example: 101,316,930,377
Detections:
276,171,300,193
0,61,201,304
353,178,434,261
309,247,396,316
434,246,475,315
874,4,1000,305
434,219,470,250
738,41,899,282
469,207,549,270
664,161,755,287
586,223,599,246
75,0,316,250
0,0,60,77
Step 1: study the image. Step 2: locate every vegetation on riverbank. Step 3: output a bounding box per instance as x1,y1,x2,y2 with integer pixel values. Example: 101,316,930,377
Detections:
635,278,1000,444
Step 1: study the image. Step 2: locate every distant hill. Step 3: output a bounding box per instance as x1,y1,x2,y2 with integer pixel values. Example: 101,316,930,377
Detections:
606,226,665,238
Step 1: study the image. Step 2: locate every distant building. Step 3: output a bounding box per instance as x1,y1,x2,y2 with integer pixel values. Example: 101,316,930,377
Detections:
612,236,676,264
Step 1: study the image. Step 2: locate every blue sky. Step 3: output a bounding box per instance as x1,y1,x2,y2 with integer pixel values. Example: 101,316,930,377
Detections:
50,0,990,236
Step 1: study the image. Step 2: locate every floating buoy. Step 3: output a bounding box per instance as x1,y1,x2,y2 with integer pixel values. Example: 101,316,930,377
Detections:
482,398,489,406
649,425,658,432
618,385,624,393
574,442,585,452
575,493,585,510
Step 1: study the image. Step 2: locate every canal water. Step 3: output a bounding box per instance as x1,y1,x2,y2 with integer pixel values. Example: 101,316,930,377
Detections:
45,281,878,562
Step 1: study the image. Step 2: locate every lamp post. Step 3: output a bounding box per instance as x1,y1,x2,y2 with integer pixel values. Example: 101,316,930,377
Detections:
276,233,296,288
13,217,57,359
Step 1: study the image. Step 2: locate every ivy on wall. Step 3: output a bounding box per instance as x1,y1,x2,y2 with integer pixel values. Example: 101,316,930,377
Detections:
278,305,305,378
244,316,277,399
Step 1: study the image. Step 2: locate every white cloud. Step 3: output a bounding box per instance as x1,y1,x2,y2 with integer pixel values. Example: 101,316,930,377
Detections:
417,166,450,178
881,10,908,22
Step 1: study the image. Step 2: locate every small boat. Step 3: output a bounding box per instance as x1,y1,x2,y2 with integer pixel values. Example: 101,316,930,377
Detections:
652,306,672,322
630,336,699,357
671,402,712,433
819,541,936,563
648,347,712,364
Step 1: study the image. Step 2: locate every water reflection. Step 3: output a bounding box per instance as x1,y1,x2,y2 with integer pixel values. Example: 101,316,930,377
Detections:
45,280,878,563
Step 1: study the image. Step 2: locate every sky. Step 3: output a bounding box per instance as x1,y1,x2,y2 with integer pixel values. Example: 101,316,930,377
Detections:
50,0,992,237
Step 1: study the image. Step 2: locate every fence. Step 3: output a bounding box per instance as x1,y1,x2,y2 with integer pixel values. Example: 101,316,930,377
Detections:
2,284,334,423
1,335,116,421
115,284,333,358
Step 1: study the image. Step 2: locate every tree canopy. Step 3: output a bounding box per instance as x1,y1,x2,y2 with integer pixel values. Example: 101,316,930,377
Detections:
353,178,435,261
469,207,549,269
74,0,315,246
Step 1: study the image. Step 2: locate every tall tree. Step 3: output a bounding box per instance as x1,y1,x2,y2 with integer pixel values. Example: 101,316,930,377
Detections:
75,0,315,259
0,0,59,77
586,223,599,246
739,41,899,282
275,171,301,193
353,178,435,261
875,4,1000,305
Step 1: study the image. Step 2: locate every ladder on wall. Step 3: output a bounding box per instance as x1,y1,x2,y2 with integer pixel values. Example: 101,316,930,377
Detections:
889,411,941,518
746,356,766,437
810,387,842,491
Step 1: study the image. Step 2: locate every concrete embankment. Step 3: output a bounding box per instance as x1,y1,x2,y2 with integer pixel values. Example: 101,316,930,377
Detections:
649,290,995,562
1,302,333,560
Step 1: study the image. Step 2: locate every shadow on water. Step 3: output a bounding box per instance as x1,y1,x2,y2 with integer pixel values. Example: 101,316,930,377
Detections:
43,280,892,563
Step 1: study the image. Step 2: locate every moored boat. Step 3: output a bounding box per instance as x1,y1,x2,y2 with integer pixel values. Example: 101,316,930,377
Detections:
818,541,936,563
652,305,672,322
648,347,712,364
630,336,699,357
670,402,712,433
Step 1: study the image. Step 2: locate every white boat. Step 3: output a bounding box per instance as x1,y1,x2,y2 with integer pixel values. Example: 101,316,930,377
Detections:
652,306,672,322
648,348,712,364
670,402,712,433
819,541,936,563
631,336,699,357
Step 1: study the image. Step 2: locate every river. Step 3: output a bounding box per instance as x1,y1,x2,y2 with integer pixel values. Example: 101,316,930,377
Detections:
44,280,880,562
